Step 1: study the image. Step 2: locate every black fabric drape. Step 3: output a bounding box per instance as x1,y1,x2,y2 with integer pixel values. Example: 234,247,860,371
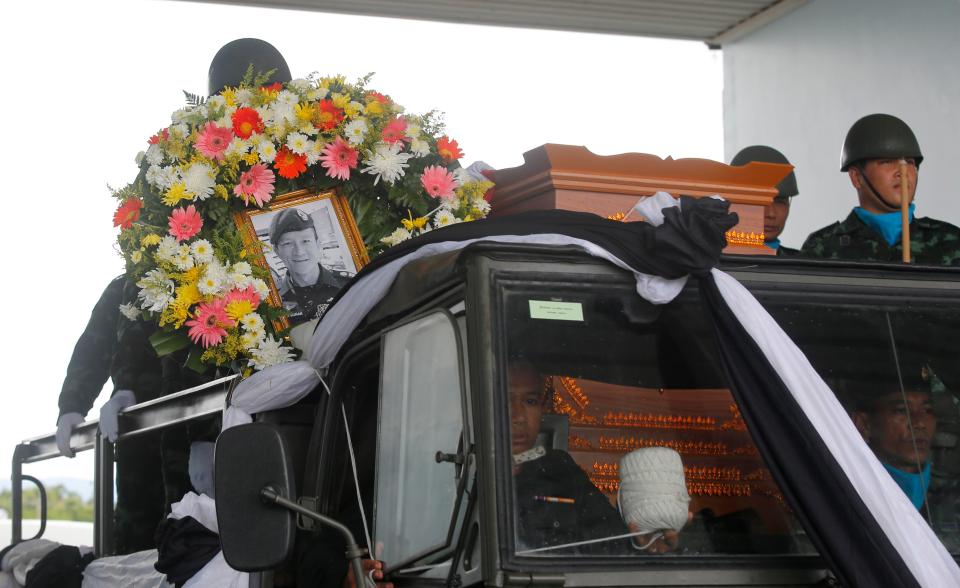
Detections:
154,516,221,587
24,546,94,588
698,274,919,588
325,197,737,314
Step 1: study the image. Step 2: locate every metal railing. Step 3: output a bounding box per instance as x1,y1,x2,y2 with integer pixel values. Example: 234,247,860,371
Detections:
9,374,239,555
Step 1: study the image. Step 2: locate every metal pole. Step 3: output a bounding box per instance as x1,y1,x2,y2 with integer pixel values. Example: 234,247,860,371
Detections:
11,445,24,544
94,431,115,556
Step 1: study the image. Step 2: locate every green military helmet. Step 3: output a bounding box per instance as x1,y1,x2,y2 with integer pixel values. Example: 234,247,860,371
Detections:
208,38,292,97
269,208,316,246
730,145,798,201
840,113,923,171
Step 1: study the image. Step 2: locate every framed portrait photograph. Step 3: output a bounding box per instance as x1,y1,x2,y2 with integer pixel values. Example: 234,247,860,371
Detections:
235,189,369,330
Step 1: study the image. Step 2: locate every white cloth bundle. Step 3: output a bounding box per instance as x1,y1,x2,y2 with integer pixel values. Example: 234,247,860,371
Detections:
618,447,690,534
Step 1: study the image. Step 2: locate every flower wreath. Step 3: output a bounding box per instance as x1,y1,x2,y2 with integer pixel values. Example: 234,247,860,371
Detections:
113,71,494,373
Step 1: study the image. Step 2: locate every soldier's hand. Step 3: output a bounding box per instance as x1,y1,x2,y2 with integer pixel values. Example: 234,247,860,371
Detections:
56,413,85,458
99,390,137,443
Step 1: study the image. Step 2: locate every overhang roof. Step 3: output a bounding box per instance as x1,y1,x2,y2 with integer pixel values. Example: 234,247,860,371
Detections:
174,0,807,47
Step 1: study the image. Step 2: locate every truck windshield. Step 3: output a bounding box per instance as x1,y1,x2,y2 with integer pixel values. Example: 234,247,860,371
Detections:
499,281,816,558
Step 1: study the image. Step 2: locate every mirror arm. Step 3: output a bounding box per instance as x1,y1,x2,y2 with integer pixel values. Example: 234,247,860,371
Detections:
260,486,368,586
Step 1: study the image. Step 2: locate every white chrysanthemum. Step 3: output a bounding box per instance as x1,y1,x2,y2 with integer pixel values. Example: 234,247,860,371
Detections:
307,87,329,101
225,137,251,158
286,132,313,155
405,123,421,140
306,140,325,165
232,261,252,275
289,78,312,93
235,88,253,106
409,138,430,157
135,151,145,166
171,108,191,124
433,209,461,229
156,236,179,263
198,270,225,296
248,336,295,371
472,196,492,215
240,330,265,351
145,144,164,166
216,113,233,129
251,278,271,299
173,245,195,271
381,227,412,246
182,162,216,200
348,101,365,115
240,312,265,332
361,142,413,185
276,90,298,106
169,124,190,140
228,273,251,290
343,118,368,146
145,165,165,189
119,302,140,321
190,239,214,264
136,269,175,312
257,139,277,163
273,103,296,124
207,95,226,110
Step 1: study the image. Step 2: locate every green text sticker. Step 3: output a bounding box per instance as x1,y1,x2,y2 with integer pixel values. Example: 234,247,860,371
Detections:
529,300,584,322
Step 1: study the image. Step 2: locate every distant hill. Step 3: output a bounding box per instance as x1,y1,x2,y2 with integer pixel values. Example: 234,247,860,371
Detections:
0,478,93,502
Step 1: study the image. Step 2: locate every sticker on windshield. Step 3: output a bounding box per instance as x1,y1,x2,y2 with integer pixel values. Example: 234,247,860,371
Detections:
529,300,584,321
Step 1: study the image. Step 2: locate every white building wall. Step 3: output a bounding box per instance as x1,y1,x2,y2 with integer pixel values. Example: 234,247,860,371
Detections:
723,0,960,249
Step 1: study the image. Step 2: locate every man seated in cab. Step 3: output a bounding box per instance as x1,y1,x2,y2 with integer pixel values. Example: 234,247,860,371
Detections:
508,360,684,554
801,113,960,265
852,371,960,550
730,145,800,256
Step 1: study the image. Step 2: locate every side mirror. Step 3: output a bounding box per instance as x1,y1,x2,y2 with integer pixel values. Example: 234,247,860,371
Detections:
215,423,296,571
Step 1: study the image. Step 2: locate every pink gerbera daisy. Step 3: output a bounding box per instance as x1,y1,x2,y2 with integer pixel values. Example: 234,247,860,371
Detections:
318,137,359,181
420,165,457,200
168,205,203,241
194,122,234,161
223,285,262,322
234,164,276,207
185,298,235,348
381,118,408,144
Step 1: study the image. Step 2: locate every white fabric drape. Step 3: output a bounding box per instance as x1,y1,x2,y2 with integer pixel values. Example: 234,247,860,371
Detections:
711,268,960,587
81,550,172,588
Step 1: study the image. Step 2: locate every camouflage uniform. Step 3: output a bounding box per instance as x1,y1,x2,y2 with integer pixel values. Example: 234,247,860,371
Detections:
800,211,960,265
776,245,800,257
278,263,351,325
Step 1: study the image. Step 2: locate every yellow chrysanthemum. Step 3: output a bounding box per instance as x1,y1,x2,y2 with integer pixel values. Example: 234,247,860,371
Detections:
176,267,204,287
141,234,162,247
162,182,193,206
343,102,363,117
365,101,384,116
401,216,429,231
215,184,230,201
225,300,256,322
221,88,237,107
331,93,350,109
242,152,260,166
159,293,193,328
294,102,316,124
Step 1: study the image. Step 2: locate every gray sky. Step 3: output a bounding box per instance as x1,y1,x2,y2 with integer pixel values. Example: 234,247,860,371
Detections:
0,0,722,483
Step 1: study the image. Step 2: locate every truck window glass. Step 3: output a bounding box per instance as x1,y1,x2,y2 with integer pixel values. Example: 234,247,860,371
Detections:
375,311,465,567
764,300,960,554
500,283,816,559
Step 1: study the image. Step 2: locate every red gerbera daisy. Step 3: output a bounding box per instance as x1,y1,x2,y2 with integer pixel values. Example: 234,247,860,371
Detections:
260,82,283,93
436,136,464,161
315,99,344,131
274,146,308,179
231,107,264,139
113,197,143,229
148,128,169,145
381,118,408,144
365,91,389,105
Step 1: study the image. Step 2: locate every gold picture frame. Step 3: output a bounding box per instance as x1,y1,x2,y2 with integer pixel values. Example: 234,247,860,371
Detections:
234,189,369,331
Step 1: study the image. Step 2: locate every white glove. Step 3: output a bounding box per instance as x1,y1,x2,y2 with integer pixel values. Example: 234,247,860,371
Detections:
56,413,85,458
189,441,216,498
99,389,137,443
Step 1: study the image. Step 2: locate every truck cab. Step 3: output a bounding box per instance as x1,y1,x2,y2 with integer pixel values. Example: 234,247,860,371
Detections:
217,242,960,587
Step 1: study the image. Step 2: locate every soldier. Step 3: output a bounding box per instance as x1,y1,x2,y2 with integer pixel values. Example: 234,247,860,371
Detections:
730,145,800,256
269,207,352,324
801,113,960,264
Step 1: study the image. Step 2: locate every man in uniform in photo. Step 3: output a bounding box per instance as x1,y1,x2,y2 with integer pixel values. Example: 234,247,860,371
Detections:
801,113,960,265
270,207,352,324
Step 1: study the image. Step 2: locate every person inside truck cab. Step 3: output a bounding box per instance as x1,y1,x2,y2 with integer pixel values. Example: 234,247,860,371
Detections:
801,113,960,265
509,360,684,555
